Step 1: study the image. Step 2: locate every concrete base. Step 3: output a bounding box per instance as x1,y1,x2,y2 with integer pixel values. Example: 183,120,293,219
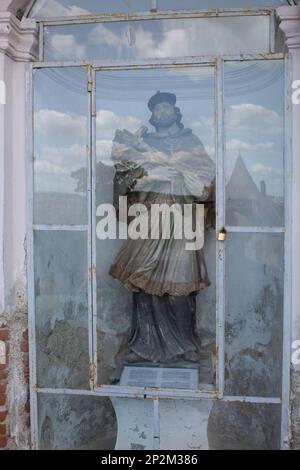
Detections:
110,396,213,450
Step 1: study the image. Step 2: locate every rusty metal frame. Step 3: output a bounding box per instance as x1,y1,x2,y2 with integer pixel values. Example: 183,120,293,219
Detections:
216,57,225,399
26,6,276,25
38,22,43,62
35,386,282,403
26,62,38,451
87,65,95,391
153,398,160,450
281,51,293,450
31,53,285,70
39,10,274,26
25,5,292,450
39,11,274,64
26,63,94,448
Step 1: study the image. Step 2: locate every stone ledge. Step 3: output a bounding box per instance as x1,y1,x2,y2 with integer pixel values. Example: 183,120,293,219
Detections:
0,12,37,62
277,5,300,50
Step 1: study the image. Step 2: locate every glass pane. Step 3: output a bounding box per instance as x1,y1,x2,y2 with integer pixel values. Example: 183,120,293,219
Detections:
44,16,270,61
38,394,117,449
225,60,284,227
34,68,88,225
158,1,287,9
29,0,288,18
207,402,281,449
30,0,153,18
225,233,284,397
34,231,89,389
94,67,216,389
160,400,281,450
160,399,214,450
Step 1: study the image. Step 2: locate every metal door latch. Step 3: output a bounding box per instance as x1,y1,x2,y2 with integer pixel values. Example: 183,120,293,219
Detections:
218,227,227,241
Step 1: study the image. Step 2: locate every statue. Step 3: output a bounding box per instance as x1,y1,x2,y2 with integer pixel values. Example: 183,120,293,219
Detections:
109,91,215,365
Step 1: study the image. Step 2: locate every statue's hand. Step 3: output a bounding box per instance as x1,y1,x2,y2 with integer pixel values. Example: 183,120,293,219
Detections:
114,127,151,152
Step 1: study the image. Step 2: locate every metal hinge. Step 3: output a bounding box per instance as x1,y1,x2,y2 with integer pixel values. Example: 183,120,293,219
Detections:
88,265,96,284
151,0,157,11
87,66,93,93
89,363,96,383
87,78,93,93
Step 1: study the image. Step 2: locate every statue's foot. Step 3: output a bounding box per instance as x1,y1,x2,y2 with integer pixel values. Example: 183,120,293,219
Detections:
182,351,199,363
125,350,145,364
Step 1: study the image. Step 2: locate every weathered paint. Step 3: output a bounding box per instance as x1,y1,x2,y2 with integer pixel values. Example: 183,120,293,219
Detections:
25,8,292,449
28,8,275,27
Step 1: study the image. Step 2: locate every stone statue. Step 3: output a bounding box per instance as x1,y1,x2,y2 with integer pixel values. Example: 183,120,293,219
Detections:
109,91,215,364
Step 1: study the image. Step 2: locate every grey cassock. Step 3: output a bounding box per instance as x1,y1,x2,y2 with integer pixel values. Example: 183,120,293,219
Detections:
109,126,215,363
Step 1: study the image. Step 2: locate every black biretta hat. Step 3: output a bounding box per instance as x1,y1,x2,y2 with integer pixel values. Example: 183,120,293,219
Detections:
148,91,176,112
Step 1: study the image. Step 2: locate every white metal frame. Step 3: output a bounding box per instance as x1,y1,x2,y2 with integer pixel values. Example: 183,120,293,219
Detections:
26,6,292,450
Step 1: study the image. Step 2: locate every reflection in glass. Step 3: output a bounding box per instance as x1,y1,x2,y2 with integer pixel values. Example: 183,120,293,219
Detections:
207,402,281,449
225,233,284,397
34,231,89,389
91,68,216,388
38,394,117,449
224,61,284,226
30,0,152,17
44,15,270,61
34,68,88,225
160,400,281,450
29,0,288,18
158,0,287,9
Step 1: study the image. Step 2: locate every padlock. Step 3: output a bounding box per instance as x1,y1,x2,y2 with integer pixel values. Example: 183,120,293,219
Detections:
218,228,227,241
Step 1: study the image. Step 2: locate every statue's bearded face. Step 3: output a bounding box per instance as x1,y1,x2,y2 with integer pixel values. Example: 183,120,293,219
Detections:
151,102,181,129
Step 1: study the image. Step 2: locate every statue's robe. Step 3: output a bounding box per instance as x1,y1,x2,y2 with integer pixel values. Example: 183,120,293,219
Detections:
109,126,215,363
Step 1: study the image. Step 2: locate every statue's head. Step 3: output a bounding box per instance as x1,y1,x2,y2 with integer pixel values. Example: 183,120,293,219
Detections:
148,91,183,131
